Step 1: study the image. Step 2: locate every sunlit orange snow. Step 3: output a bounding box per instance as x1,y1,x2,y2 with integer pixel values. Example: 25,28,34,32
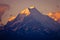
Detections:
47,11,60,22
8,16,16,21
20,8,30,16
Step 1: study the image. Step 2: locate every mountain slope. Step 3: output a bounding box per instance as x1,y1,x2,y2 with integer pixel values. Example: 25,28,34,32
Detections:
28,8,60,31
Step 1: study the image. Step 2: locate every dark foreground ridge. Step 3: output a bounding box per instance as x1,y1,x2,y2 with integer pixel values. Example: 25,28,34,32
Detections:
0,7,60,40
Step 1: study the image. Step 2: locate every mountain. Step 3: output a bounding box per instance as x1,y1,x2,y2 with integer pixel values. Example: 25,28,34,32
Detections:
3,7,60,40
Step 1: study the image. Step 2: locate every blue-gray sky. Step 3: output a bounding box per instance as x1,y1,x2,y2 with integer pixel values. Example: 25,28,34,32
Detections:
0,0,60,24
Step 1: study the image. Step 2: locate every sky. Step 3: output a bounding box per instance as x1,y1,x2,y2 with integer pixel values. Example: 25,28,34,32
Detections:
0,0,60,25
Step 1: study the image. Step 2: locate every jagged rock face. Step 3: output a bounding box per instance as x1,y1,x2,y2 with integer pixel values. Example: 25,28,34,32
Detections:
4,14,26,31
3,7,60,40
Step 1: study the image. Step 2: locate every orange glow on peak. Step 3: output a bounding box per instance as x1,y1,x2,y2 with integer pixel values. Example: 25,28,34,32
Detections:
8,16,16,21
20,8,30,16
47,11,60,21
47,12,53,17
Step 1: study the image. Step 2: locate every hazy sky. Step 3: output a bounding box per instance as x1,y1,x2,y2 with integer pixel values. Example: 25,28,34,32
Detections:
0,0,60,25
